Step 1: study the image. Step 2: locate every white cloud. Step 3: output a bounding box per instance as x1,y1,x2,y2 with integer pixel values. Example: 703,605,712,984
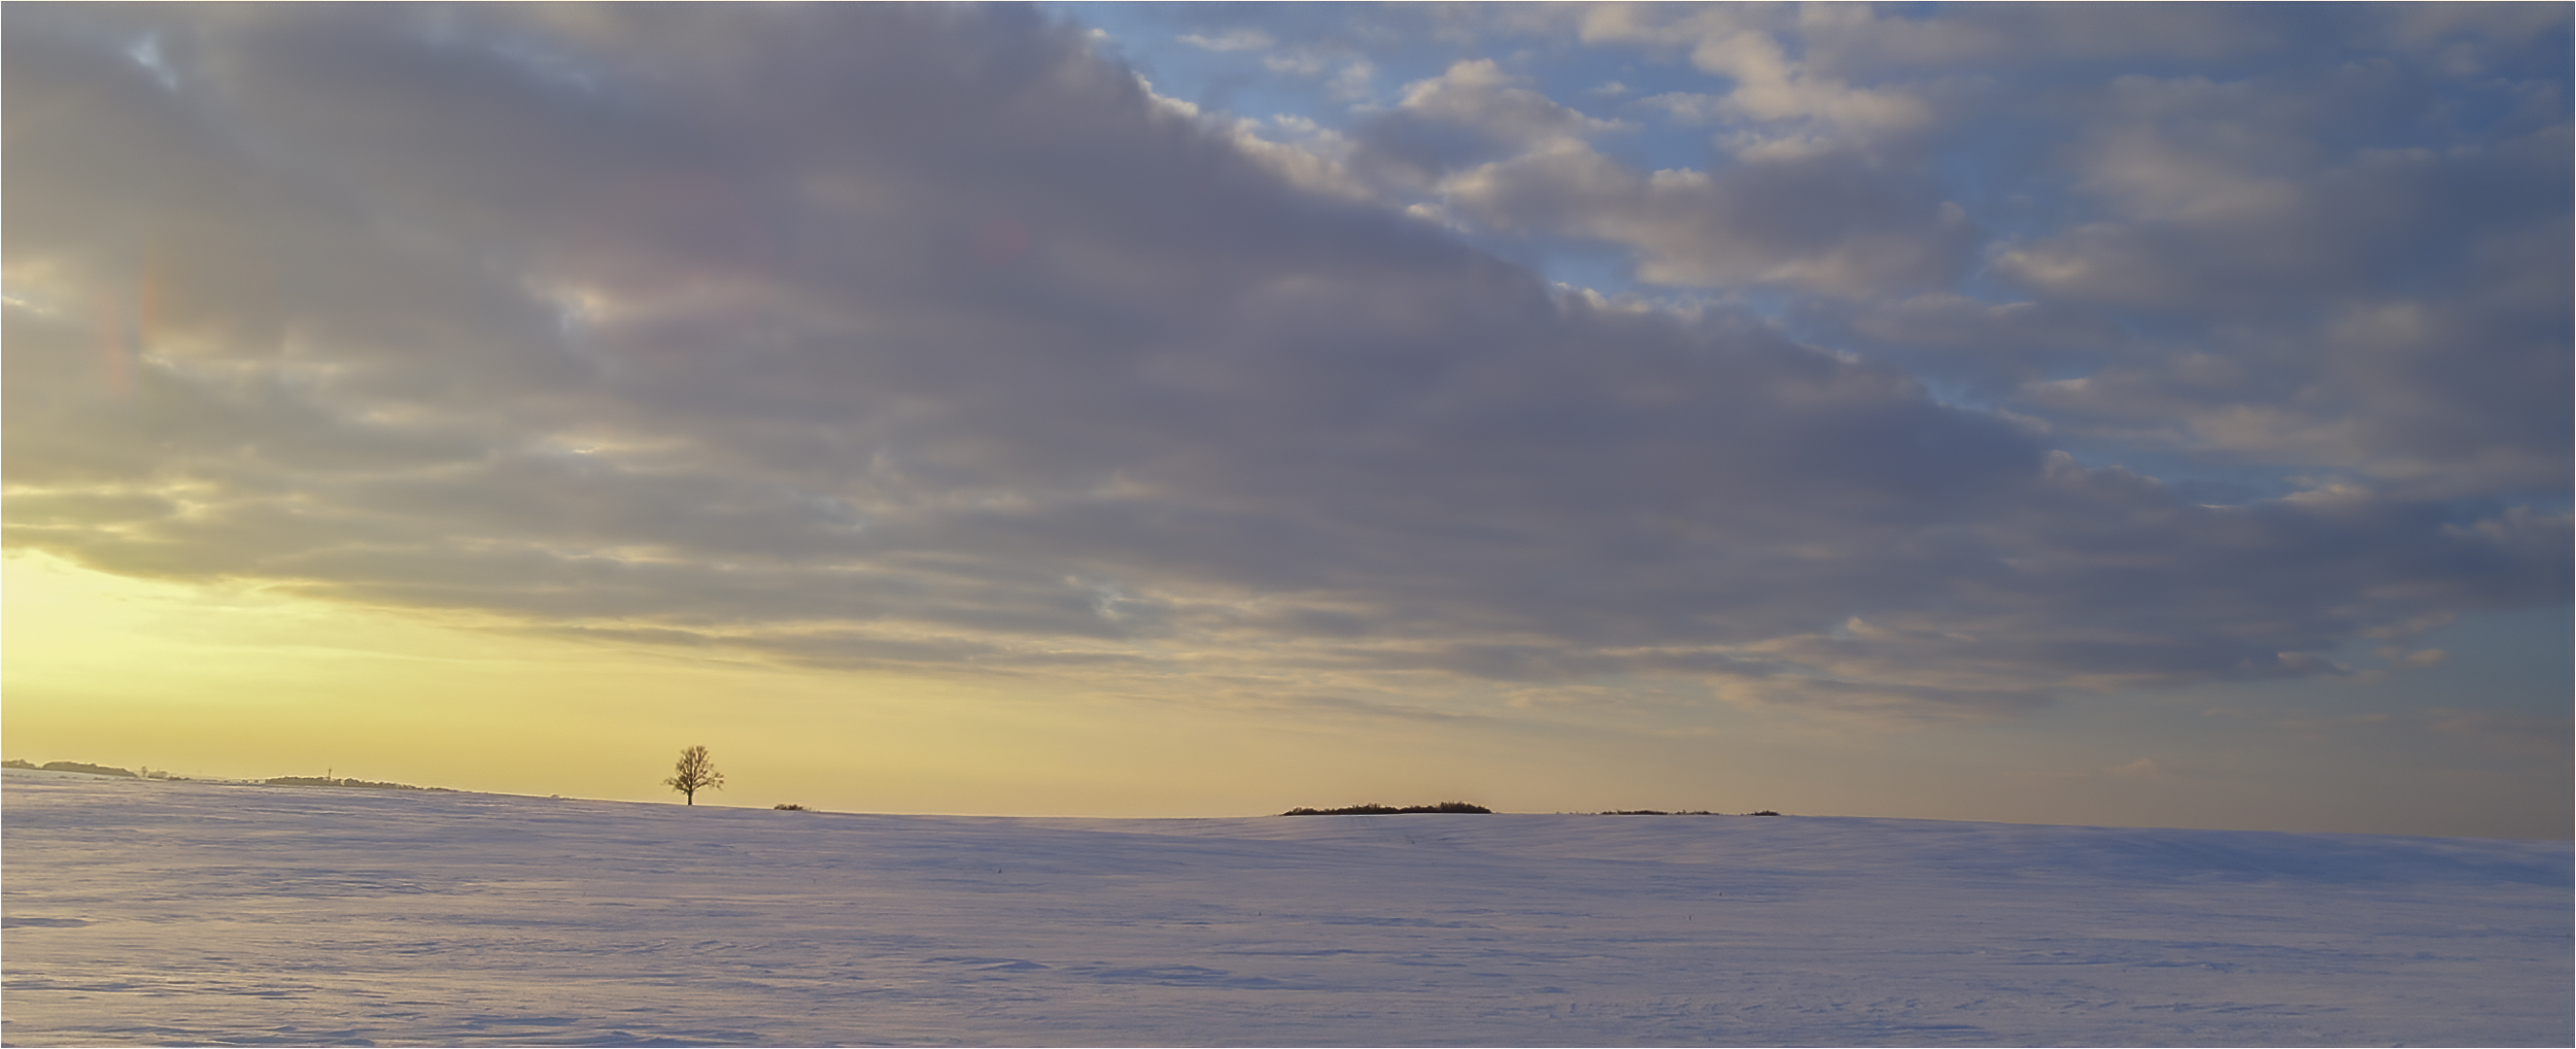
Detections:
1327,58,1375,102
1260,51,1325,76
1576,8,1933,143
1178,27,1274,52
1395,58,1628,145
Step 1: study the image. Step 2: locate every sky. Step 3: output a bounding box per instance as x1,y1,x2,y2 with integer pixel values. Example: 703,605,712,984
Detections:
4,3,2568,838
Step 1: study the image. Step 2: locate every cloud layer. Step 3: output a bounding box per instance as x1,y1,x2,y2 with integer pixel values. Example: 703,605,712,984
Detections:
5,5,2565,726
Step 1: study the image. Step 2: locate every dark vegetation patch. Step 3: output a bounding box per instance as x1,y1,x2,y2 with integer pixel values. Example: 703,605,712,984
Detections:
773,803,809,811
1282,801,1493,816
39,761,136,778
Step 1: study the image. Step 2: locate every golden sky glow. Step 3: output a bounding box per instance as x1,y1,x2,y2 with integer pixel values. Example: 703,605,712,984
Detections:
12,548,2563,837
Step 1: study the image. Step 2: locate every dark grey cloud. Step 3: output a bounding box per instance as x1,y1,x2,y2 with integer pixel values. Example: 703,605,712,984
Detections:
4,5,2563,723
1459,3,2575,503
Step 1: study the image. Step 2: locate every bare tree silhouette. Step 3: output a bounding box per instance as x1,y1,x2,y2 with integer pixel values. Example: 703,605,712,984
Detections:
664,745,725,805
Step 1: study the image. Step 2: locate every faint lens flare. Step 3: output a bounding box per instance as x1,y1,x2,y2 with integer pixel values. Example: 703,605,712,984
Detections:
973,216,1031,265
86,248,163,403
93,294,133,403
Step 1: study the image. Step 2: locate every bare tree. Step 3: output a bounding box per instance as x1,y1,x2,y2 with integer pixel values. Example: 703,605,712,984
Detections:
665,745,724,805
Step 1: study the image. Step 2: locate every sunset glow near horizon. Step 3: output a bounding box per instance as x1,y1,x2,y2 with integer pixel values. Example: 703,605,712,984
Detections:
6,5,2568,837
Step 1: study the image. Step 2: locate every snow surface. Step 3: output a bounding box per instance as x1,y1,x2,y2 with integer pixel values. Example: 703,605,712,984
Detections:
4,769,2567,1047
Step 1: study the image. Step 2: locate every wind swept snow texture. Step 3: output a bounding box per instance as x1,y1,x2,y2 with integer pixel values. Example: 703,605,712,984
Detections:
2,773,2566,1047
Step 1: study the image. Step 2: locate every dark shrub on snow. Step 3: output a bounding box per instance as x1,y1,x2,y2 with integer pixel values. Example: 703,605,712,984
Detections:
1282,801,1493,816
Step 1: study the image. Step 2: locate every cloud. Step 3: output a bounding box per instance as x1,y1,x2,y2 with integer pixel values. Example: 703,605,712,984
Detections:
2377,647,2450,669
1333,59,1630,193
1328,58,1975,297
1578,4,2300,82
1560,9,2570,510
2267,704,2573,761
4,5,2565,728
1395,59,1629,145
1432,140,1979,294
1179,28,1274,53
1576,6,1937,139
1985,83,2572,496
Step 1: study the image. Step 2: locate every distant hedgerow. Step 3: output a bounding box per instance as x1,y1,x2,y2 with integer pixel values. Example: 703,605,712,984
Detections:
263,776,452,792
41,761,138,778
1281,801,1492,816
773,803,808,811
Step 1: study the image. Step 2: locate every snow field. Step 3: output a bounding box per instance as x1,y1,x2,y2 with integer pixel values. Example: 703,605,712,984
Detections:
3,770,2567,1046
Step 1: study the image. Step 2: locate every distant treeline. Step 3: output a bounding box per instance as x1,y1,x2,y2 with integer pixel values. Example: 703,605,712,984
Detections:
1275,803,1785,816
1282,802,1493,815
1,760,462,792
2,760,181,780
262,776,456,792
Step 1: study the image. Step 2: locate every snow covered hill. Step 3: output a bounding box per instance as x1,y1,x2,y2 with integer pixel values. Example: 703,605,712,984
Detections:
4,770,2566,1046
